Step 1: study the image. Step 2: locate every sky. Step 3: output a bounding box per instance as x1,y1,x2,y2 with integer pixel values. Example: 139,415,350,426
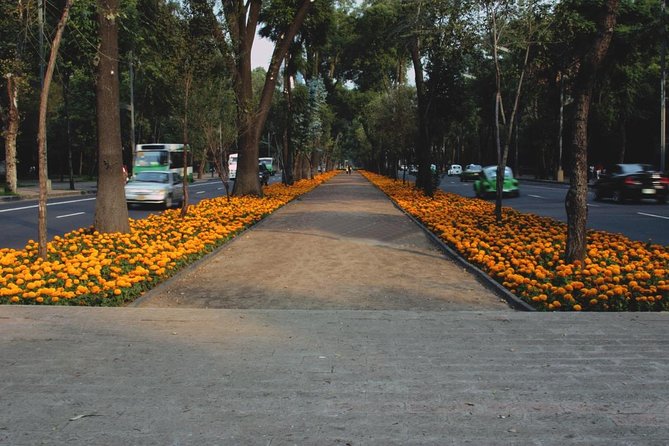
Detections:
251,34,274,70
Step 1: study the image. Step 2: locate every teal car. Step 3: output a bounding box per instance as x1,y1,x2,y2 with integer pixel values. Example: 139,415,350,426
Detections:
474,165,520,198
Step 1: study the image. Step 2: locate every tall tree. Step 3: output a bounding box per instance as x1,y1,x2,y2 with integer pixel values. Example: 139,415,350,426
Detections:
485,1,536,223
37,0,74,259
217,0,314,196
564,0,620,263
1,0,32,194
93,0,130,233
405,0,434,196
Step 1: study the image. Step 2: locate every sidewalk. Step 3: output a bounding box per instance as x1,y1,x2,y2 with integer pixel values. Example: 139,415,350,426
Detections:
1,172,668,445
1,179,98,202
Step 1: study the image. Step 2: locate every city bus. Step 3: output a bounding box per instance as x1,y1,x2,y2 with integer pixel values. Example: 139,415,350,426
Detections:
134,143,193,180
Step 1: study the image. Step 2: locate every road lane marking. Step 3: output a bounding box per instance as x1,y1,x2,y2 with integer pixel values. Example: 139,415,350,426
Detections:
196,191,205,194
189,182,217,188
528,194,543,199
637,212,669,220
56,212,85,219
0,197,96,213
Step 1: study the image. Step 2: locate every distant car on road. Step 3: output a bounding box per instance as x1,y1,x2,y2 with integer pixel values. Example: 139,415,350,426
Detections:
125,171,184,209
461,164,482,182
259,157,275,176
447,164,462,176
409,165,418,175
474,165,520,198
593,163,668,204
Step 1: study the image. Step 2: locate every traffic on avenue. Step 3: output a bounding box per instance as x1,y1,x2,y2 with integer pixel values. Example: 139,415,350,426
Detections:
0,172,667,250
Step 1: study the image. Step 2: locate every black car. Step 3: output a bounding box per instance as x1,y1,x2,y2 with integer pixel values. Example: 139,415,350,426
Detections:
593,164,669,204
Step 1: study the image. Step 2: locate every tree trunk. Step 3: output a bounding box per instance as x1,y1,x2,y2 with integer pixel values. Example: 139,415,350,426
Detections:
4,74,19,194
181,73,192,217
410,37,433,196
93,0,130,234
231,0,313,196
62,74,76,190
617,117,626,163
565,0,619,263
282,59,295,186
37,0,73,259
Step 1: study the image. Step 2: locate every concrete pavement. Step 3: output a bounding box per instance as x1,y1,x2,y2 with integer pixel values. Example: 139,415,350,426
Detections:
1,172,668,445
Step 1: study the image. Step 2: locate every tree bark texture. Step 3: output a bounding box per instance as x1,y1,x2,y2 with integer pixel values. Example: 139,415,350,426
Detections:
4,74,19,193
37,0,73,259
565,0,619,263
94,0,130,234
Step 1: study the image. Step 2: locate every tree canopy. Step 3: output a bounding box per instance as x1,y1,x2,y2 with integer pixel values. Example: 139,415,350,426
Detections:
1,0,665,198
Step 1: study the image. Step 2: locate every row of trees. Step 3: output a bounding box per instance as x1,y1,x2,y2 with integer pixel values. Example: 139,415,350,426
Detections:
0,0,665,261
0,0,331,195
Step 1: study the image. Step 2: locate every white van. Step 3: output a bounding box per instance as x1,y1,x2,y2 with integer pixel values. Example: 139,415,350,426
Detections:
228,153,238,179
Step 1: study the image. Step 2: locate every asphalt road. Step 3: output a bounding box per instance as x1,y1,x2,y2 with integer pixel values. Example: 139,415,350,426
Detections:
438,174,669,246
2,173,667,250
0,176,280,250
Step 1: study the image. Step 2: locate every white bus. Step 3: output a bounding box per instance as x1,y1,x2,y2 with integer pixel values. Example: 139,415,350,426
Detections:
228,153,238,179
134,143,193,180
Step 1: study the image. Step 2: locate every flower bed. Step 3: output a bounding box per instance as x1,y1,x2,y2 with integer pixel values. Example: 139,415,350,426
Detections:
0,172,339,306
361,171,668,311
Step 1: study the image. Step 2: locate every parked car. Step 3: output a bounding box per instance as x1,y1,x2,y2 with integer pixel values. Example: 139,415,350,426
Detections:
460,164,483,182
447,164,463,176
125,171,184,209
409,165,418,175
474,165,520,198
593,163,668,204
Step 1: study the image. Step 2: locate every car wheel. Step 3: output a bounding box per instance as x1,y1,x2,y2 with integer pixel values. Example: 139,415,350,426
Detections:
657,195,667,204
612,189,624,204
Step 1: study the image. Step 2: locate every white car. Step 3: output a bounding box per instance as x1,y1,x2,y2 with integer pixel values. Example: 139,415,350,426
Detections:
125,171,184,209
448,164,463,176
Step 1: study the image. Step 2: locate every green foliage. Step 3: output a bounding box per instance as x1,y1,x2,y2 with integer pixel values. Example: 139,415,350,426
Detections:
1,0,666,184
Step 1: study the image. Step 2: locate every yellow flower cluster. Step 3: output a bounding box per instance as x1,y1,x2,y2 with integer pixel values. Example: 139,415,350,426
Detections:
0,171,339,306
361,171,668,311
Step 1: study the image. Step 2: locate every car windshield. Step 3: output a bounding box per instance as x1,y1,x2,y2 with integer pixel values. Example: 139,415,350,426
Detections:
483,166,513,179
466,164,482,172
133,172,169,183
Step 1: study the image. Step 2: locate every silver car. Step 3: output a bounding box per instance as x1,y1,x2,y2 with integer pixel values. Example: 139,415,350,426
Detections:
125,171,184,208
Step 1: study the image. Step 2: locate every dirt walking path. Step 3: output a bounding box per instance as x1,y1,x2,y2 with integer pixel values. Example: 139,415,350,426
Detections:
133,172,510,310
